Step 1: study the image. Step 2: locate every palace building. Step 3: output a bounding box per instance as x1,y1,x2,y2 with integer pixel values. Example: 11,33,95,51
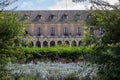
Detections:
17,10,97,47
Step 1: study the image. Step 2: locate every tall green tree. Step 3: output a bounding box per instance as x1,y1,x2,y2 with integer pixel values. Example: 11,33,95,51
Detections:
0,11,26,79
0,0,26,79
85,0,120,80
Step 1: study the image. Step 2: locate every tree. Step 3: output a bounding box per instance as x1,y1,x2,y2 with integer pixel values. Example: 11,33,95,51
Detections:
85,0,120,80
0,0,26,79
87,0,120,44
0,11,26,80
0,0,18,10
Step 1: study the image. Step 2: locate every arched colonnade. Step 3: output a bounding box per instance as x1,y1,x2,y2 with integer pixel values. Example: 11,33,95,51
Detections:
31,39,82,48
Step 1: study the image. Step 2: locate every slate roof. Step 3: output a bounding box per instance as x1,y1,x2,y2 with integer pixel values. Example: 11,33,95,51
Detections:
15,10,89,23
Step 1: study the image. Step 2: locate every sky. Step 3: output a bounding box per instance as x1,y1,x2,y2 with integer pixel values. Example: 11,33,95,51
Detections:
6,0,119,10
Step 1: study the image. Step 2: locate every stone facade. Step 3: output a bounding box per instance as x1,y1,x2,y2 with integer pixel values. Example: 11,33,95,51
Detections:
18,10,91,47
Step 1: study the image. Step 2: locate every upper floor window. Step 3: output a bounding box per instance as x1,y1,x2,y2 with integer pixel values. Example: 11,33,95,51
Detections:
64,27,68,36
62,15,68,20
50,27,55,36
77,27,81,35
37,15,42,19
37,27,41,36
34,15,42,21
49,15,55,20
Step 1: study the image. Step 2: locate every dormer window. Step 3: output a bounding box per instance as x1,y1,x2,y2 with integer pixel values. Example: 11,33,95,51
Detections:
34,15,42,21
48,15,56,21
49,15,55,20
62,15,68,20
37,15,42,19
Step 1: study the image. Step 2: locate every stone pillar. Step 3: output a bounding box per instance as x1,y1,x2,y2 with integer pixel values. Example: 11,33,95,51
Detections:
76,41,79,46
41,41,43,48
55,41,57,46
70,41,72,47
33,41,36,47
48,41,50,47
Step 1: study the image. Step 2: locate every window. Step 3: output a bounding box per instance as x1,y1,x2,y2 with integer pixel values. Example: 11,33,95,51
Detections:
50,27,55,36
49,15,55,20
35,15,41,21
37,27,41,36
37,15,42,19
77,27,81,35
62,15,68,20
64,27,68,36
99,27,104,35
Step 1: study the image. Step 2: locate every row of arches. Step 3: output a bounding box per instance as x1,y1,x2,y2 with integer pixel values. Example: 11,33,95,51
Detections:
31,40,81,47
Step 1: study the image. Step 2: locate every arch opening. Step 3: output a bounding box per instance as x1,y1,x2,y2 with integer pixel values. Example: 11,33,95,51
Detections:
29,41,33,47
72,40,77,46
43,41,48,47
36,41,41,47
79,41,82,46
57,41,62,45
65,41,69,46
50,41,55,47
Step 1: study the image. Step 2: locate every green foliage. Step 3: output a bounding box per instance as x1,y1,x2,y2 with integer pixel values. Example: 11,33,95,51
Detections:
0,12,26,48
0,11,26,79
87,10,120,44
86,1,120,79
90,44,120,80
81,26,99,46
21,46,94,62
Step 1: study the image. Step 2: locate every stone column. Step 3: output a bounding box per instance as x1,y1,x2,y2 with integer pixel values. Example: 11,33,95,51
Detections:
33,41,36,47
76,41,79,46
48,41,50,47
55,41,57,46
41,41,43,48
70,41,72,47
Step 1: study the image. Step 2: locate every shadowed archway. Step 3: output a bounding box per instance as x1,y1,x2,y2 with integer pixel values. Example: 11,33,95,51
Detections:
65,41,69,46
36,41,41,47
79,41,82,46
43,41,48,47
29,41,33,47
50,41,55,47
72,40,77,46
57,41,62,45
